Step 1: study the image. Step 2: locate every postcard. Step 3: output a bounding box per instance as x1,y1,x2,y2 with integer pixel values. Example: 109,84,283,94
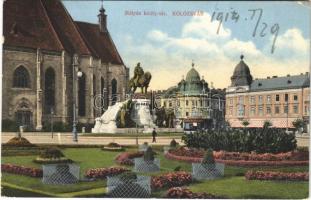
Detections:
1,0,310,199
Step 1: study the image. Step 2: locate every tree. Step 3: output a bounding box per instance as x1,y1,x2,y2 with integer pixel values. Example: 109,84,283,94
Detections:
263,120,273,128
242,120,250,128
292,119,305,134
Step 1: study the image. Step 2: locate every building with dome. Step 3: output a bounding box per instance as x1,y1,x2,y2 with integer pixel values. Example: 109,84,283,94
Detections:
160,63,225,131
226,55,310,133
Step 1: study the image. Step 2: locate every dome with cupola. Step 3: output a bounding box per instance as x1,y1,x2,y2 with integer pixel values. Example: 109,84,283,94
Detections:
177,62,208,95
231,55,253,86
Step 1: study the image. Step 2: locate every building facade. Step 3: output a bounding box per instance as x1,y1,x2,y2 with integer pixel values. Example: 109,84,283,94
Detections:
226,55,310,132
161,63,225,131
2,0,129,130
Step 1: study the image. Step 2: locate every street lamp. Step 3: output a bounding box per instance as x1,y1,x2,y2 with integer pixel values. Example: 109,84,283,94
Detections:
72,53,82,142
50,108,54,138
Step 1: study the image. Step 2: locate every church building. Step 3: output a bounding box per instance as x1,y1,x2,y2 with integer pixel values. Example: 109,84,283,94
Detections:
2,0,129,130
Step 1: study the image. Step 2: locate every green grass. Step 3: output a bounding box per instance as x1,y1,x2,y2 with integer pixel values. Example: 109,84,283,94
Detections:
2,147,309,198
189,176,309,199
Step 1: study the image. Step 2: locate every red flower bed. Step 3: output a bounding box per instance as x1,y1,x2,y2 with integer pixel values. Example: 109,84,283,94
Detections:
245,170,309,181
165,187,223,199
151,171,192,190
85,167,129,179
166,148,309,167
1,163,42,177
115,151,144,165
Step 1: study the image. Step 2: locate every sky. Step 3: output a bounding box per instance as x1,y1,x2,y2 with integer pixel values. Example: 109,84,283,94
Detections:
63,1,310,90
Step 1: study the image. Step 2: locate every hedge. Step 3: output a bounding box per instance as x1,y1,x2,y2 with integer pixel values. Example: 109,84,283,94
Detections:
182,128,297,153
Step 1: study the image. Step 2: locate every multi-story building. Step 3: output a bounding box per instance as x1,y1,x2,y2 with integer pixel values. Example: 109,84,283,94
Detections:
2,0,129,130
226,55,310,132
161,63,225,131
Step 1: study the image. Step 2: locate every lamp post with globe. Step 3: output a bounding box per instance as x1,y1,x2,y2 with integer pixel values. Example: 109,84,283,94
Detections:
72,53,83,142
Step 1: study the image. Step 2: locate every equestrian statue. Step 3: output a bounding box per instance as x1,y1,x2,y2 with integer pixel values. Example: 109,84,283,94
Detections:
129,62,152,94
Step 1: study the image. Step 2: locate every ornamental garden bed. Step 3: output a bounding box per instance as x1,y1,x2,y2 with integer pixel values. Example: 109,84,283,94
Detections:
245,170,309,181
166,148,309,167
115,151,144,165
84,167,129,180
151,171,192,190
101,142,125,152
2,164,43,178
33,148,73,164
165,187,225,199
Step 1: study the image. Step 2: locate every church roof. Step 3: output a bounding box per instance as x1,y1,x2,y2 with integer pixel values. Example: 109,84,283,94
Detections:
75,22,123,65
250,74,310,92
3,0,64,51
3,0,124,64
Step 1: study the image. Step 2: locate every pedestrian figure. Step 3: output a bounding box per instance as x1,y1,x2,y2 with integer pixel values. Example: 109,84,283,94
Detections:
152,128,157,143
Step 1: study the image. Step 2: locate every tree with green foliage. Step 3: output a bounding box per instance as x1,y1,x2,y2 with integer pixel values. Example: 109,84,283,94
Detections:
292,119,305,134
263,120,273,128
242,120,250,128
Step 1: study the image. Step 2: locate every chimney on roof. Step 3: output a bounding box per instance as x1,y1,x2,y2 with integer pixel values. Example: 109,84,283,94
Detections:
98,2,107,32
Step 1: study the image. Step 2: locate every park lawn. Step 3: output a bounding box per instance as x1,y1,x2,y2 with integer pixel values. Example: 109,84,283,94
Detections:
189,176,309,199
2,147,309,198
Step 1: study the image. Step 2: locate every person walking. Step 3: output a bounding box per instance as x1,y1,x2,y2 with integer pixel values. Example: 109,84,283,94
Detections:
152,128,157,143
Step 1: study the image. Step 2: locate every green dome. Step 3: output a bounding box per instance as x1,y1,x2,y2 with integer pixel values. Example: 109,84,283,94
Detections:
186,68,200,82
177,65,208,95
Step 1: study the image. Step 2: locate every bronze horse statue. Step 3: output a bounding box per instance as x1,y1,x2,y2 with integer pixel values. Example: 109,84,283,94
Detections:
129,72,152,94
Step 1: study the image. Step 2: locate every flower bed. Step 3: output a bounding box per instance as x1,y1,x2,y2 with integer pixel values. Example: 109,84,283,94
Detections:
115,152,144,165
102,143,125,152
166,148,309,167
245,170,309,181
1,163,42,177
165,187,223,199
151,171,192,190
85,167,129,179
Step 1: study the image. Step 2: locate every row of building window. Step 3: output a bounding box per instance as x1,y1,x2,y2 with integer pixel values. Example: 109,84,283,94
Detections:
11,65,118,117
228,105,309,116
229,94,299,105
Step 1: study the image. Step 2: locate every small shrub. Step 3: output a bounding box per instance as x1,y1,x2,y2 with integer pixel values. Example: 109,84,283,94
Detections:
5,137,35,147
170,139,178,148
144,147,155,161
39,148,64,159
202,149,215,165
242,120,250,127
107,143,121,148
263,120,273,128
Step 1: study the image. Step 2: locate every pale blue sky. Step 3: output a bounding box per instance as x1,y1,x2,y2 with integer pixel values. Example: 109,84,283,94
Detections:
63,1,310,89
